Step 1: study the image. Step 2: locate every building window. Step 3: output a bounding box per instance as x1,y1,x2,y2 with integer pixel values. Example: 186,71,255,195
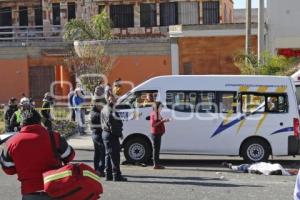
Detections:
19,6,28,26
203,1,220,24
68,2,76,21
0,7,12,37
52,3,61,25
178,2,199,25
34,6,43,27
160,2,178,26
110,4,134,28
140,3,157,27
98,5,105,14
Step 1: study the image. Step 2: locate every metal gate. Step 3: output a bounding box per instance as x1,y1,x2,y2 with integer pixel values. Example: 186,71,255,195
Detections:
29,66,55,104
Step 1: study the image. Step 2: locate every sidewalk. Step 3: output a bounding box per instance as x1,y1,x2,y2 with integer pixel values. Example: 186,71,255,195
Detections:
67,132,94,150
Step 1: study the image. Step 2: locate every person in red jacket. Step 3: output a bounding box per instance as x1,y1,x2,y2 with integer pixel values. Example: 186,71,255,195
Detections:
0,109,75,200
150,102,170,170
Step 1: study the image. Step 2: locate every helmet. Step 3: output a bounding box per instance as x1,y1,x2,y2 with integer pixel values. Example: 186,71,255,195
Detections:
19,97,30,106
43,92,54,102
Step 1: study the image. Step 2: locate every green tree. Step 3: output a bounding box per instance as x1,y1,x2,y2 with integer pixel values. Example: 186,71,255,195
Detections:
234,51,300,76
63,11,115,93
64,11,113,41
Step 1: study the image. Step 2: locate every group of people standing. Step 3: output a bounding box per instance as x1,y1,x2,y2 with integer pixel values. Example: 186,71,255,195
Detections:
1,93,73,200
89,79,127,181
4,93,55,133
68,78,123,136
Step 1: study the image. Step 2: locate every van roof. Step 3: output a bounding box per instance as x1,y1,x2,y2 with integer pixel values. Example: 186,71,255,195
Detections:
131,75,292,92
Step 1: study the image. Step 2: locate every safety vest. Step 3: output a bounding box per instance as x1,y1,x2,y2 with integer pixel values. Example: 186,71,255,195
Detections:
15,110,22,123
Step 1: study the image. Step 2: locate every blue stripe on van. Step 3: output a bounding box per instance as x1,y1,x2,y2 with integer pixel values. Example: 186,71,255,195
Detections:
211,116,246,138
270,127,293,135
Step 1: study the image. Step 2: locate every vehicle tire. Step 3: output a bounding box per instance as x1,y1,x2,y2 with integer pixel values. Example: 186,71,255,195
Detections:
241,138,271,163
124,138,151,164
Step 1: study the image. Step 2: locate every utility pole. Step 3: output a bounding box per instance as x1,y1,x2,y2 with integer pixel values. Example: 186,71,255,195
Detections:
245,0,252,56
258,0,265,65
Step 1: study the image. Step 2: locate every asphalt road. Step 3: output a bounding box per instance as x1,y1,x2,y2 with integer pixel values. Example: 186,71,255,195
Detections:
0,150,300,200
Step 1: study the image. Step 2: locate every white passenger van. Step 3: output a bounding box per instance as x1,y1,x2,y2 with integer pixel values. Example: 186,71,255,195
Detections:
116,75,300,163
291,70,300,102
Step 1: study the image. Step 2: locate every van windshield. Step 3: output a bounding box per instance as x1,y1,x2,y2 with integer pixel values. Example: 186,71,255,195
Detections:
118,90,158,109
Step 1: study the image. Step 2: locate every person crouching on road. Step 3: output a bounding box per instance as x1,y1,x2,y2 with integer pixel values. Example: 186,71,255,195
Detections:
41,92,55,131
0,109,75,200
73,87,86,135
4,97,18,132
101,95,127,182
150,102,170,170
90,99,105,177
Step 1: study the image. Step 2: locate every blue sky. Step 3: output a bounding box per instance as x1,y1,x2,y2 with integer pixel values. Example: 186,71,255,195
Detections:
234,0,259,8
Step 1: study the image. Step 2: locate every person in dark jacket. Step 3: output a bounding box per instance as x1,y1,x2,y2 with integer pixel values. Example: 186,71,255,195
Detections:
10,97,32,132
0,109,75,200
101,95,127,182
4,97,18,132
41,92,54,131
90,101,105,177
68,90,76,121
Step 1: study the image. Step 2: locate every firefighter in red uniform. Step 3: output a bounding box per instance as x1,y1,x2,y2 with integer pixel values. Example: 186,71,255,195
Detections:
0,109,75,200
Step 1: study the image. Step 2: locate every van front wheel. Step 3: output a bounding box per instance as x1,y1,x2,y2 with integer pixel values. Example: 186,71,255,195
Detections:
241,138,270,163
124,138,151,163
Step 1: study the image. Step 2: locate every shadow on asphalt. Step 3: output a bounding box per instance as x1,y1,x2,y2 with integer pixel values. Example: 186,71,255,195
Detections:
74,149,300,168
125,175,263,188
72,158,300,168
159,159,300,168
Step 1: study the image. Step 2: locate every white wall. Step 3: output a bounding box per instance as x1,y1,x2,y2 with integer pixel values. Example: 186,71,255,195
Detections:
267,0,300,53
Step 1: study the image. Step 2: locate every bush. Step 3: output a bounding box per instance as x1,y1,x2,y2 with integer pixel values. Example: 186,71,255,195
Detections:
53,120,77,138
234,51,300,75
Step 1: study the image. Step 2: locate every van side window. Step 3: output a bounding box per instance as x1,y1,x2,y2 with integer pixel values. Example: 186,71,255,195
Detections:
166,91,197,112
266,95,288,113
218,92,237,113
119,90,158,109
241,93,288,113
242,94,266,113
197,92,217,113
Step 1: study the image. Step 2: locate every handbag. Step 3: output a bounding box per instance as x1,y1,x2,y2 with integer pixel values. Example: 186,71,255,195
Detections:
43,131,103,200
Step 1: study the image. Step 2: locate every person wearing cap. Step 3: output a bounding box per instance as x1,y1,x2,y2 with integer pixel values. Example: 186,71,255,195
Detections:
0,109,75,200
112,78,122,97
10,97,31,132
150,102,170,169
90,99,105,177
41,92,55,131
94,80,106,104
4,97,18,132
101,95,127,182
72,87,86,135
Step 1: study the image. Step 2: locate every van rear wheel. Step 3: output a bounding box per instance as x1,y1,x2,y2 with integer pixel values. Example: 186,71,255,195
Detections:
124,138,151,164
241,138,270,163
